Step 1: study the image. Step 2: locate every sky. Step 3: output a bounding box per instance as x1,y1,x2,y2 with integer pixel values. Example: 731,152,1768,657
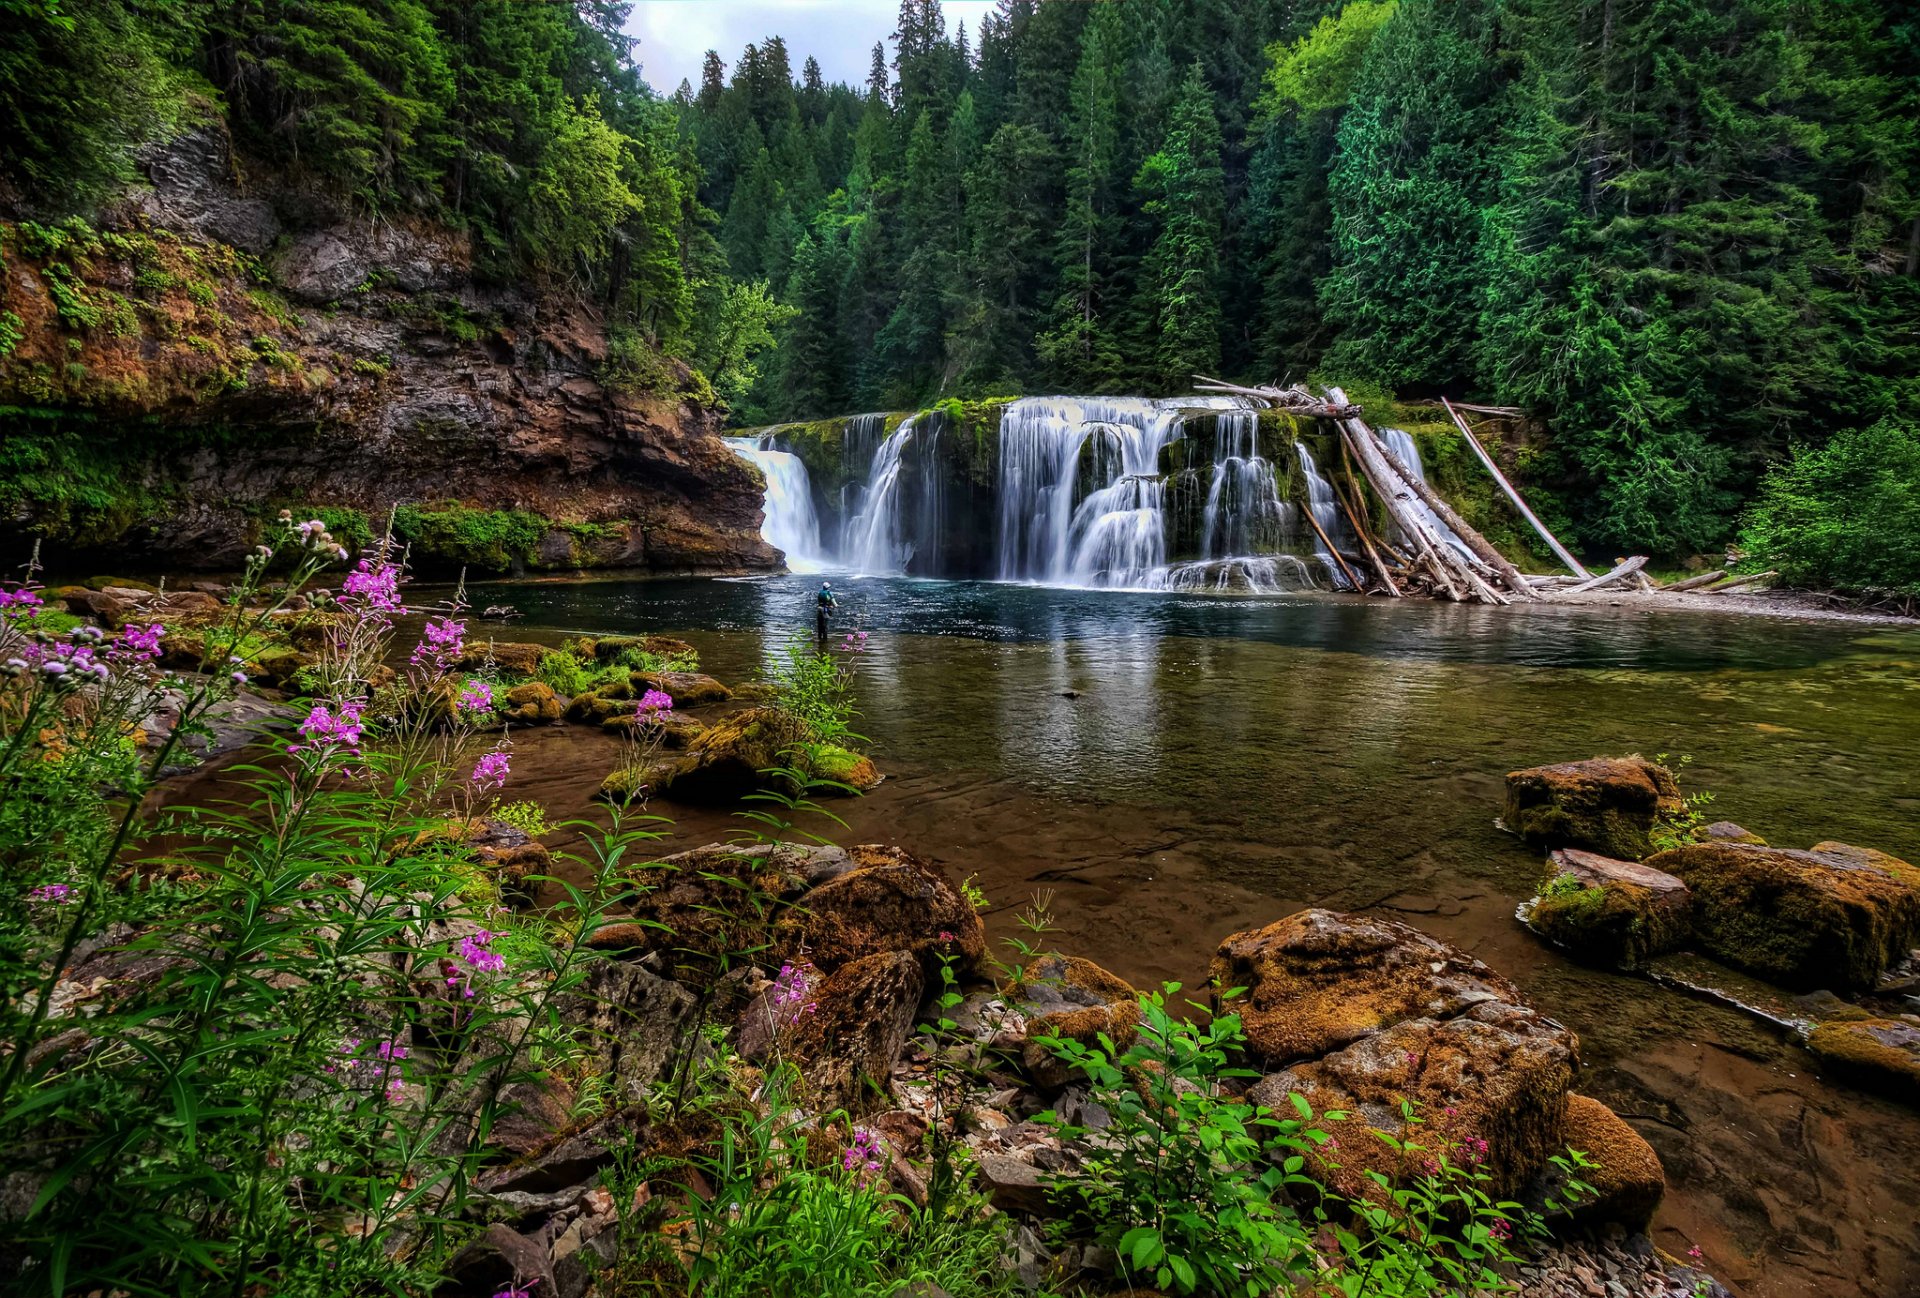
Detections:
625,0,998,97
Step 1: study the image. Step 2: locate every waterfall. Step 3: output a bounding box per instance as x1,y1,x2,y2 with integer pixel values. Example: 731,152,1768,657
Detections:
995,396,1188,587
1294,443,1354,590
1380,428,1474,563
724,436,828,573
1198,408,1291,560
838,413,888,552
844,415,920,575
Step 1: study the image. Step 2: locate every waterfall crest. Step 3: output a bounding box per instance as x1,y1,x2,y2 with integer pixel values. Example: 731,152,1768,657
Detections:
724,436,828,572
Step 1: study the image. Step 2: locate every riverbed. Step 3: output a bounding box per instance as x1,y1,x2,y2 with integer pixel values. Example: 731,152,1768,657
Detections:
429,574,1920,1297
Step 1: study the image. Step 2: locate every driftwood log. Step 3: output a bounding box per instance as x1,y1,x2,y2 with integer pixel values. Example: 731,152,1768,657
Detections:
1663,569,1728,592
1565,555,1649,594
1708,570,1778,593
1442,398,1589,578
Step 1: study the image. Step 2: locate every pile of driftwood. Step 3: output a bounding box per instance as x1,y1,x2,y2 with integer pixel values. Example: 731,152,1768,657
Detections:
1191,378,1777,607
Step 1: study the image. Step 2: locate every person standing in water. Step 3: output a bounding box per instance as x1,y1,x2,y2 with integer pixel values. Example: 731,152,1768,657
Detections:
814,580,838,647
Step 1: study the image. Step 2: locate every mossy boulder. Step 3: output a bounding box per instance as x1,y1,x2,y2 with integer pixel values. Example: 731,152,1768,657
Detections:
629,707,809,804
813,744,882,792
1015,954,1140,1088
1704,821,1767,846
1541,1094,1666,1230
1209,909,1525,1067
775,950,926,1113
466,818,554,907
84,575,159,593
1249,1000,1578,1201
565,686,633,724
613,842,824,981
1528,849,1694,970
589,634,697,665
633,669,730,707
1806,1018,1920,1103
500,681,562,724
1504,756,1683,860
1647,841,1920,991
250,645,317,689
457,640,547,677
601,711,705,749
773,844,987,977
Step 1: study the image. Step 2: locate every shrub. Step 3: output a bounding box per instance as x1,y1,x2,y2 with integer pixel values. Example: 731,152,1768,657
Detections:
1738,420,1920,597
535,647,593,696
392,502,549,572
492,799,551,837
771,640,860,746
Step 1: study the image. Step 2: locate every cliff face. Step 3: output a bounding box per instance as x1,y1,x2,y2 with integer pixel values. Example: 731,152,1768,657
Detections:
0,129,777,576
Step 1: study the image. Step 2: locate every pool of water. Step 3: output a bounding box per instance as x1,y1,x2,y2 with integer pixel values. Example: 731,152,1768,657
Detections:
453,574,1920,1298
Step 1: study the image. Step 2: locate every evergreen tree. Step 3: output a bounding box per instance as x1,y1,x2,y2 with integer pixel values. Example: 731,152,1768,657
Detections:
1134,63,1226,389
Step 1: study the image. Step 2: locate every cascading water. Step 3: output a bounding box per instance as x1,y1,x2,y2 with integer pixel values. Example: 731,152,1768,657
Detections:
1198,407,1292,561
838,413,888,552
1380,428,1474,563
844,415,920,575
996,397,1189,587
724,436,828,572
1293,443,1354,590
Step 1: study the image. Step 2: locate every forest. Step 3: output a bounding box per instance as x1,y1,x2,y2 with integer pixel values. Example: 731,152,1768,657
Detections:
2,0,1917,562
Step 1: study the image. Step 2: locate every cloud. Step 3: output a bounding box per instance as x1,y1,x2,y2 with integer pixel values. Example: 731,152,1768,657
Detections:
626,0,996,96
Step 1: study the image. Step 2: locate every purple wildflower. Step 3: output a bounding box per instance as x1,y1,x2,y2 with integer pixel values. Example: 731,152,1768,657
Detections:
446,929,507,1000
0,586,45,621
769,960,818,1019
292,700,365,763
843,1128,885,1183
411,617,466,674
27,884,72,905
493,1283,540,1298
339,560,404,619
455,679,494,717
111,622,165,662
637,688,674,714
470,749,510,791
324,1035,409,1100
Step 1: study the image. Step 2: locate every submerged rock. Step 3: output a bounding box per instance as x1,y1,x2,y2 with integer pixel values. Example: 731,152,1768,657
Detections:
1209,909,1522,1066
1647,840,1920,991
1806,1017,1920,1103
1504,756,1683,860
1528,849,1694,970
1542,1093,1666,1229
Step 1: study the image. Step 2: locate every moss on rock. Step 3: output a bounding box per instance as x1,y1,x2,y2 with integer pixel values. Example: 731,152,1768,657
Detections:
1504,756,1684,860
1806,1018,1920,1103
773,844,986,977
1528,850,1693,970
1553,1094,1665,1229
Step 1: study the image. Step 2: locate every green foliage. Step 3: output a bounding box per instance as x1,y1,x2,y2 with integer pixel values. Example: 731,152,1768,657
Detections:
534,648,594,697
491,799,551,837
770,641,859,747
1260,0,1400,116
1738,421,1920,597
601,324,678,395
391,501,547,571
0,310,23,359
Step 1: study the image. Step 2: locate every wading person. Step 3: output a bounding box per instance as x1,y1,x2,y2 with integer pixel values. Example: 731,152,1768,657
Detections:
814,580,838,647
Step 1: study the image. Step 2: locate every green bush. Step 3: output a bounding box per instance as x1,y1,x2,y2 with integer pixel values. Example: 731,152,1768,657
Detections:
534,649,592,696
392,502,549,572
771,641,859,746
1738,420,1920,596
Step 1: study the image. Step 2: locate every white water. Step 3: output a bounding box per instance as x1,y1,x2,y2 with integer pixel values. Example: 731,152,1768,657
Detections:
844,415,920,576
837,413,888,553
1198,407,1292,560
1380,427,1474,564
1294,443,1354,590
1150,555,1318,593
724,436,829,573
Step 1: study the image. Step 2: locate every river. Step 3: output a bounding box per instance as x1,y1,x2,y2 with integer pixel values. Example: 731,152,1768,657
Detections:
445,573,1920,1298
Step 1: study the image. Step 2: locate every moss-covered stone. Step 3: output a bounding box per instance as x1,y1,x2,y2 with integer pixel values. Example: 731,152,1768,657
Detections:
600,710,705,749
1016,954,1140,1088
500,681,562,724
632,669,730,707
1528,850,1693,970
1504,756,1683,860
1209,908,1525,1067
776,950,926,1113
1648,841,1920,991
1550,1094,1666,1229
773,844,986,977
456,640,547,677
812,744,881,792
1806,1017,1920,1104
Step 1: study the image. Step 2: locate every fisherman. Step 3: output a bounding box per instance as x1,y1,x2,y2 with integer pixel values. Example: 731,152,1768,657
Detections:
814,580,838,646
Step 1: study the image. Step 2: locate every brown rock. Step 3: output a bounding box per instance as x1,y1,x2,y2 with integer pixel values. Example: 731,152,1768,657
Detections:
642,706,810,803
601,710,705,749
775,844,987,976
974,1151,1052,1216
1016,954,1140,1088
1503,756,1683,860
1528,849,1694,970
1704,821,1767,846
1806,1017,1920,1103
446,1223,555,1298
459,640,548,677
1209,909,1521,1066
1549,1094,1665,1229
1250,1000,1578,1200
616,842,824,980
1647,840,1920,990
780,950,926,1111
633,669,731,707
469,818,553,904
501,680,563,724
590,634,697,664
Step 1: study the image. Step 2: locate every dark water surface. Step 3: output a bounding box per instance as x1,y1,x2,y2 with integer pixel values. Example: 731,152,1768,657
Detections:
461,574,1920,1298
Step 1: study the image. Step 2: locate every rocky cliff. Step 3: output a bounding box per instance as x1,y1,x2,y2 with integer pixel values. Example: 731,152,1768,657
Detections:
0,129,777,576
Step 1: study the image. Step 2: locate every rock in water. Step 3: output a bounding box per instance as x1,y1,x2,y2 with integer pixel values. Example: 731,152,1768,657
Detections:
1539,1093,1666,1229
1806,1018,1920,1104
632,669,732,706
1209,909,1524,1066
1504,756,1683,860
1528,849,1694,970
1646,840,1920,991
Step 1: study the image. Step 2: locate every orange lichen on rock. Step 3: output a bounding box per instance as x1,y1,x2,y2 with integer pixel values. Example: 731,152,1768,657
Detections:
775,844,986,977
1016,954,1141,1086
1504,756,1683,860
1554,1093,1665,1229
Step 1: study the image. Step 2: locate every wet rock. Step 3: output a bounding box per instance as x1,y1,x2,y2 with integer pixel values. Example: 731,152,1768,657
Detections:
1539,1094,1666,1230
774,844,987,976
633,669,731,706
600,710,705,749
1647,840,1920,991
1504,756,1683,860
589,634,697,664
1806,1017,1920,1103
780,950,925,1111
458,641,549,678
557,960,700,1101
812,743,884,793
1704,821,1767,846
497,681,562,724
1528,850,1693,970
1209,908,1521,1066
638,706,810,803
1014,955,1140,1088
1250,1000,1578,1200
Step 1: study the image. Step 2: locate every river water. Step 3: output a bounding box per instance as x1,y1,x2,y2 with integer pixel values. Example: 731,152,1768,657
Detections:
454,573,1920,1298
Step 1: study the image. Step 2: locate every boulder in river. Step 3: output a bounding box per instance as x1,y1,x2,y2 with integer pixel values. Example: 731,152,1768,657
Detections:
1646,840,1920,991
1532,1093,1665,1230
588,634,697,664
1805,1017,1920,1104
1504,756,1683,860
1528,848,1694,970
1209,909,1523,1066
635,706,811,803
633,669,731,706
773,844,986,977
458,641,548,677
501,681,563,724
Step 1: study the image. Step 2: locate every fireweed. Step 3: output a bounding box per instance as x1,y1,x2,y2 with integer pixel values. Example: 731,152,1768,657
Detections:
0,531,657,1296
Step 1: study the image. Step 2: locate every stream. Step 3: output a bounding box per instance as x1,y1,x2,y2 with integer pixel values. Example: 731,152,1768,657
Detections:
421,574,1920,1297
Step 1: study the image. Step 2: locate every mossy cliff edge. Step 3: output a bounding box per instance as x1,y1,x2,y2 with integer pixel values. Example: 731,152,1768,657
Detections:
0,131,777,577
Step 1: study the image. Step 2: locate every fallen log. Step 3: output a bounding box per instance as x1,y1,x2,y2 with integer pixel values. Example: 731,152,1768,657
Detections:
1300,501,1366,593
1332,476,1402,597
1563,555,1649,595
1191,375,1362,419
1663,569,1727,592
1708,569,1778,593
1442,398,1589,578
1370,435,1534,600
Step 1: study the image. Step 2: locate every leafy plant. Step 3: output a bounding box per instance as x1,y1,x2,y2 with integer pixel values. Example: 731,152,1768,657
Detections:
492,799,551,837
1739,420,1920,598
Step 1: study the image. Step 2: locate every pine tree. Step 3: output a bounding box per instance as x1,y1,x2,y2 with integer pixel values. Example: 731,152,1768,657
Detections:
1134,63,1225,389
954,122,1056,387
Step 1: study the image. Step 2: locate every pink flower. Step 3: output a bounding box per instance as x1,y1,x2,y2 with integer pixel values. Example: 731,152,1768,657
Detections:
324,1035,408,1100
470,749,510,790
455,679,494,717
0,586,46,620
339,560,404,619
493,1283,540,1298
292,700,364,763
447,929,507,1000
27,883,72,904
1490,1217,1512,1242
111,622,166,662
411,617,466,675
770,960,818,1019
638,688,674,714
843,1128,885,1182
